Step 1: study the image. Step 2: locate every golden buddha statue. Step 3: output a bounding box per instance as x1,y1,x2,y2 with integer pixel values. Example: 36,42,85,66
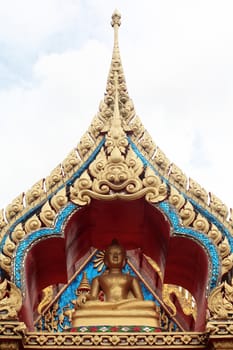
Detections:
71,240,160,327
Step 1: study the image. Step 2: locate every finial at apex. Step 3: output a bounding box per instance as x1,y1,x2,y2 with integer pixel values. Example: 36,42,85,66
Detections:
111,9,121,27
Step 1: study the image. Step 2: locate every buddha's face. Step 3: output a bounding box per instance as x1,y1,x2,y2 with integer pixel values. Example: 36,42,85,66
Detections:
105,245,126,268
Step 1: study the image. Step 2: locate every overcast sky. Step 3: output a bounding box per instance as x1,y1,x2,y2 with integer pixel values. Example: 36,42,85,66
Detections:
0,0,233,214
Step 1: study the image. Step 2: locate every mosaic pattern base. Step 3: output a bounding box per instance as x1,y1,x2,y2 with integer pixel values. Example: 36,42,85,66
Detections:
70,326,162,333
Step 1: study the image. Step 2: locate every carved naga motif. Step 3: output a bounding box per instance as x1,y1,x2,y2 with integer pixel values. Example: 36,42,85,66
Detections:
162,284,197,320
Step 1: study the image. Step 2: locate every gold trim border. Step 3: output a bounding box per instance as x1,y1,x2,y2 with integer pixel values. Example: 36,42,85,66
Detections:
23,331,208,348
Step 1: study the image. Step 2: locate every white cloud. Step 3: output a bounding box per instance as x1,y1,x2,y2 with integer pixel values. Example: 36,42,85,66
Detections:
0,0,80,46
0,0,233,212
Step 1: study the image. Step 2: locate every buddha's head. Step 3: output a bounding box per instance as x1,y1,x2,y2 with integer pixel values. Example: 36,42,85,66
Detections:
104,239,126,269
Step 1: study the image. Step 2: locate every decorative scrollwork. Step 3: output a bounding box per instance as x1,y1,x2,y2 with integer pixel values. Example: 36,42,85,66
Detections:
129,116,144,139
25,179,45,206
179,201,196,227
45,166,63,192
209,193,228,221
0,279,22,320
88,115,105,139
39,202,56,227
25,215,41,234
208,224,222,245
218,237,231,259
11,224,26,244
62,150,80,175
188,178,208,204
51,187,68,213
0,209,7,230
152,147,171,175
168,186,185,211
169,164,187,190
139,131,156,158
5,195,24,223
222,254,233,276
77,133,94,159
208,279,233,318
0,254,11,275
192,213,210,234
3,237,15,258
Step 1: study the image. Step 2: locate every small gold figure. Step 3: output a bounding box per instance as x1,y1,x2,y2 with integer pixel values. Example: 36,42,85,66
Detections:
72,240,160,327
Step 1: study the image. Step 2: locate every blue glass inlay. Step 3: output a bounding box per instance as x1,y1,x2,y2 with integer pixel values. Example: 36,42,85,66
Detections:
189,198,233,250
129,136,233,245
1,137,105,259
128,137,228,288
54,253,161,331
159,201,220,290
14,203,77,289
8,135,226,295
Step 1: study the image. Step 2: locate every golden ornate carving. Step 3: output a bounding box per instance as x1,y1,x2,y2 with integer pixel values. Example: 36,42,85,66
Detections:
179,201,196,227
168,186,185,211
0,209,7,230
139,131,156,159
208,224,222,245
0,254,11,275
70,75,168,206
210,341,233,349
51,187,68,213
88,115,105,140
192,213,210,234
5,194,24,222
222,254,233,276
152,147,171,175
169,164,187,190
24,331,208,348
11,224,26,244
188,178,208,204
37,302,59,332
2,237,15,259
162,284,197,320
70,155,167,206
129,116,144,139
37,285,54,315
24,215,41,234
209,193,228,221
39,201,56,227
76,133,94,159
62,149,80,175
206,320,233,343
0,342,19,350
208,279,233,318
0,279,22,320
45,165,63,192
25,179,45,206
218,237,231,259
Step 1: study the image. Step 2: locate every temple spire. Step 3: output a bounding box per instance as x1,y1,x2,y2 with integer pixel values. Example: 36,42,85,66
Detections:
101,10,135,133
111,9,121,53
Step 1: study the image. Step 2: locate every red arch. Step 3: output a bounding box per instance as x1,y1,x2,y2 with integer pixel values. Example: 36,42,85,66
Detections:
20,198,209,331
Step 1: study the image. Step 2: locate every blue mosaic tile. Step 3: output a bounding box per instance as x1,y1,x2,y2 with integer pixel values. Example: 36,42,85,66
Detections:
14,203,77,289
1,138,105,261
159,202,220,290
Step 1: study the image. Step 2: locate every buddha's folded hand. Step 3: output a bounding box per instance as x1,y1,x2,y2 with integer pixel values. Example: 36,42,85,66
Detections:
76,294,87,308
